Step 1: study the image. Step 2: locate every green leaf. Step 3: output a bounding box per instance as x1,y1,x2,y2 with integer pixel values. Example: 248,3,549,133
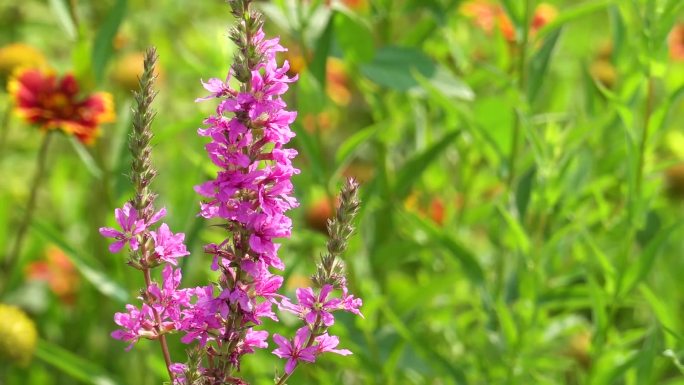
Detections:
414,65,475,101
257,3,292,33
309,11,335,89
515,166,535,219
334,11,374,63
69,137,103,179
527,28,563,103
379,301,467,384
640,285,679,344
536,0,618,39
35,339,123,385
48,0,77,40
403,211,485,286
292,120,327,186
91,0,127,84
499,0,522,27
495,298,518,347
497,205,531,254
620,224,679,297
334,125,378,165
30,219,128,303
394,130,458,200
360,46,436,91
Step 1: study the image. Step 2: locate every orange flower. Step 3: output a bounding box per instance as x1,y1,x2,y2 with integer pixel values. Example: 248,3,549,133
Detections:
669,24,684,61
404,192,447,226
531,3,557,32
326,57,351,106
342,0,367,10
26,246,80,305
8,68,115,144
305,196,335,233
462,1,557,42
460,0,501,34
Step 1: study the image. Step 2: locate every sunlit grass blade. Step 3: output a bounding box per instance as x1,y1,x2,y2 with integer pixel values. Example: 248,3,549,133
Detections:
48,0,76,40
30,218,128,303
394,130,459,200
35,339,123,385
91,0,127,83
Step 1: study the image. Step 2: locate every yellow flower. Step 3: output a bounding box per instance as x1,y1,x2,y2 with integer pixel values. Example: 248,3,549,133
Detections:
0,43,47,83
0,304,38,367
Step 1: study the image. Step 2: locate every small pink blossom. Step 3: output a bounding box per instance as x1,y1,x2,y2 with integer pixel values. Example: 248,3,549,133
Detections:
111,304,155,350
272,327,317,374
314,333,352,356
99,203,145,252
99,203,166,253
150,223,190,265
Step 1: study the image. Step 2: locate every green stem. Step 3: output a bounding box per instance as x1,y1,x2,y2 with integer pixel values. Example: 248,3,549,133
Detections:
507,0,534,190
143,267,175,382
68,0,80,32
636,76,654,196
0,99,12,158
1,131,54,295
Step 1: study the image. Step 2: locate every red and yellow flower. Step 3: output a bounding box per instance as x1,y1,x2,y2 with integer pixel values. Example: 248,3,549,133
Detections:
8,68,115,144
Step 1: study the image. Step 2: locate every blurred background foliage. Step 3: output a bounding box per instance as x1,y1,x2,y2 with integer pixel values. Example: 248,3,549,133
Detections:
2,0,684,384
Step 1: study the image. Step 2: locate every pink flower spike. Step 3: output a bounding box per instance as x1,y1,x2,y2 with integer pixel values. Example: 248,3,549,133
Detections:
272,327,317,374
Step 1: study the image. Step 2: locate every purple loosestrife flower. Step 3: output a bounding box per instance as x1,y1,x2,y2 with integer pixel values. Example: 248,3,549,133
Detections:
272,327,317,374
150,223,190,265
281,285,343,326
111,304,149,350
104,48,188,382
314,333,352,356
99,203,165,253
111,266,191,347
273,179,362,384
146,266,192,328
187,0,300,378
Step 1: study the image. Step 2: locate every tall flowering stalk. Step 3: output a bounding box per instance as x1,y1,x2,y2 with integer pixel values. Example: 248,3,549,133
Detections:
100,48,189,382
274,178,362,383
184,0,301,380
103,2,362,384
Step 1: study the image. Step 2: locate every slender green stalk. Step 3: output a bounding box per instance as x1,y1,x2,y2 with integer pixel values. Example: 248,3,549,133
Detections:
68,0,80,32
636,76,654,196
507,0,534,190
143,267,175,381
127,47,175,383
0,99,12,158
505,3,534,383
1,131,54,295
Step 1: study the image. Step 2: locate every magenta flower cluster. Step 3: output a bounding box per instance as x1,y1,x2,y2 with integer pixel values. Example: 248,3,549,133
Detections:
99,204,189,349
102,5,362,383
276,284,362,374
